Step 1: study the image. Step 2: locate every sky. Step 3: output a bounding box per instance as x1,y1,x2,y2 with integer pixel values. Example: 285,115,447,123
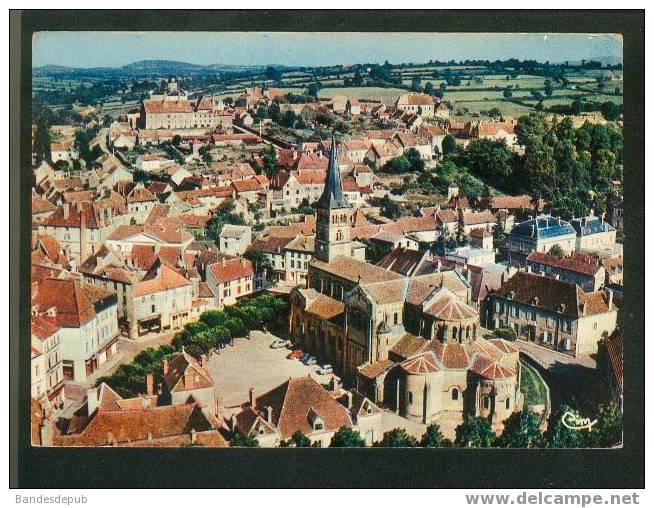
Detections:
32,32,623,68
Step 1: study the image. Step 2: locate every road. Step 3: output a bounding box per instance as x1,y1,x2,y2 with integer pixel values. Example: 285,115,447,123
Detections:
514,340,608,416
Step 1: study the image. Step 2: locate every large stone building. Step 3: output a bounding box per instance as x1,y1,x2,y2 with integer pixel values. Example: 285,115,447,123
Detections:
288,135,522,432
140,94,232,131
508,215,577,267
483,271,618,357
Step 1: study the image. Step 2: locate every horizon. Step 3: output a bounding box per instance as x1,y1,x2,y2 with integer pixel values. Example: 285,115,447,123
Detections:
32,32,623,69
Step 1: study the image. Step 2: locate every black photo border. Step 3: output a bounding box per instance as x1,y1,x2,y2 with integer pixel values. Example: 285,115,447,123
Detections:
9,9,645,489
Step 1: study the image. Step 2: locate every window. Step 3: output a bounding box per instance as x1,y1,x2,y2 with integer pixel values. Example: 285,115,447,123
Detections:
393,312,398,325
451,388,459,401
151,304,156,313
506,398,511,410
408,391,413,405
483,397,490,410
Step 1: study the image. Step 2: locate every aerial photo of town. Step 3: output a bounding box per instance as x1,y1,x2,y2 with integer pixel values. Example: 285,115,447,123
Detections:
29,32,624,449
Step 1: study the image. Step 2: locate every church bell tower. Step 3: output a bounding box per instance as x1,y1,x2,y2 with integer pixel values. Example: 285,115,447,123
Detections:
314,132,352,263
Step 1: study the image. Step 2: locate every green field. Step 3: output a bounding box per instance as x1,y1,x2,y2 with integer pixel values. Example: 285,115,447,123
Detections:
318,86,406,104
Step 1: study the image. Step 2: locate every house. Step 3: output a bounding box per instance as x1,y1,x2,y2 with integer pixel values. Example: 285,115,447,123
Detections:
392,132,432,159
50,138,79,166
135,154,173,173
232,377,382,447
125,185,158,222
248,236,293,282
484,271,618,357
106,222,194,254
526,251,606,292
395,93,435,117
365,142,400,169
340,140,369,163
206,257,255,308
469,228,494,251
283,234,315,287
446,246,496,267
459,210,496,235
32,195,57,225
369,231,419,252
570,215,618,255
31,314,65,404
38,201,127,267
434,101,450,119
140,94,232,131
346,98,361,115
32,278,120,382
52,381,225,447
161,351,217,415
508,215,577,267
219,225,252,256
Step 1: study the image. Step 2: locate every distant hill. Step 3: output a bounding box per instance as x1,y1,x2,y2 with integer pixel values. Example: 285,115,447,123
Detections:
121,60,206,74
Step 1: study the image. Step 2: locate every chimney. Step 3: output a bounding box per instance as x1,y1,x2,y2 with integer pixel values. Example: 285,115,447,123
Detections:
200,354,207,367
86,387,99,415
265,405,273,423
106,432,114,445
607,289,614,310
525,265,531,273
63,202,70,219
222,257,226,267
346,391,353,409
508,291,515,300
162,358,169,375
580,302,587,315
190,428,197,444
559,303,566,313
146,372,154,396
248,387,255,406
532,296,539,306
230,413,237,432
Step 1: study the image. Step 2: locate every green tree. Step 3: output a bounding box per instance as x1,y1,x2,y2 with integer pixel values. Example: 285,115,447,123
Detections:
491,326,518,342
600,101,621,121
441,134,458,157
420,424,451,447
423,82,435,95
376,428,417,448
497,410,543,448
588,402,622,447
544,405,588,448
244,249,275,282
230,432,260,447
280,430,312,447
330,427,366,447
544,79,554,97
548,244,565,257
411,76,422,92
503,88,513,98
261,145,278,178
455,415,496,447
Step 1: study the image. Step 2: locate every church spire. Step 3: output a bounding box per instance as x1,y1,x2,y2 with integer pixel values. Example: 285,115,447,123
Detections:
316,131,348,209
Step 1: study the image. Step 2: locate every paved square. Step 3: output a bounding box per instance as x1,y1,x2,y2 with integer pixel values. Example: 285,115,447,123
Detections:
205,330,335,409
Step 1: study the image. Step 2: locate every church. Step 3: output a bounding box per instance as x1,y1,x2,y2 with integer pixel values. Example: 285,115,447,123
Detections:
289,133,523,431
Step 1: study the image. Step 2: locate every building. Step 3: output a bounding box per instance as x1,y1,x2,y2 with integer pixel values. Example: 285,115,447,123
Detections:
52,381,225,447
161,350,218,415
395,93,435,117
32,278,120,382
446,246,496,267
206,257,255,308
219,225,252,256
610,198,623,230
232,377,382,447
508,215,577,267
284,234,315,287
526,251,606,292
140,95,232,131
570,215,618,254
31,314,65,404
484,271,618,357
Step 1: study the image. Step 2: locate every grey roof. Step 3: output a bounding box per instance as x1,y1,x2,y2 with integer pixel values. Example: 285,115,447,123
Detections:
316,132,348,209
510,215,576,240
569,216,615,236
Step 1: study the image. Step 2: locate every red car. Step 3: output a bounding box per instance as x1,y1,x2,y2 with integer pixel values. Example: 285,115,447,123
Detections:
286,350,303,360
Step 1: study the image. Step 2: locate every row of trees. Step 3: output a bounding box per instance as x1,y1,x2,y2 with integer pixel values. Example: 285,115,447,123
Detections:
97,294,287,398
231,402,622,448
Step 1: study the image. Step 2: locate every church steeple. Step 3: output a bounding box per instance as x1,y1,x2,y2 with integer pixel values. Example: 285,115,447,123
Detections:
314,131,352,263
316,131,348,210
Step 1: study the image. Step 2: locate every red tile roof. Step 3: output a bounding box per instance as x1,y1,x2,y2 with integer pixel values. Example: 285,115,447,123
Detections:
208,258,254,284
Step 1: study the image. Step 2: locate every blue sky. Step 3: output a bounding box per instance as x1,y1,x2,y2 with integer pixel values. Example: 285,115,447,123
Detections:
33,32,622,68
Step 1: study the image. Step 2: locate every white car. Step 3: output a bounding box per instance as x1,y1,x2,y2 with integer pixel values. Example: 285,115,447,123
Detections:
304,356,317,366
269,339,288,349
316,364,333,375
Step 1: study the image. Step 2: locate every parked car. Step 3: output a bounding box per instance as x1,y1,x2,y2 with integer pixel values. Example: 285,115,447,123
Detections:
304,356,317,366
286,350,303,360
270,339,288,349
316,364,333,375
299,353,311,363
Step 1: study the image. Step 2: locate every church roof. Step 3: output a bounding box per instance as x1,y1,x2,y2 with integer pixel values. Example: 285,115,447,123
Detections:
315,132,348,209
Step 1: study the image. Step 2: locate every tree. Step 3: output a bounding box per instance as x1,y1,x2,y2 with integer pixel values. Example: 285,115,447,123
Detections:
198,145,213,165
376,428,417,447
600,101,621,121
588,402,622,447
544,79,554,97
261,145,278,178
330,427,366,447
503,89,513,98
244,249,275,282
544,405,588,448
280,430,312,447
423,82,435,95
548,244,565,257
411,76,422,92
455,415,496,447
420,424,451,447
490,326,518,342
441,134,458,157
497,410,543,448
230,432,259,447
